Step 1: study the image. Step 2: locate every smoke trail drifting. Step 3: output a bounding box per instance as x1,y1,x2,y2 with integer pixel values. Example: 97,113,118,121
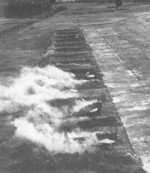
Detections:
0,65,97,154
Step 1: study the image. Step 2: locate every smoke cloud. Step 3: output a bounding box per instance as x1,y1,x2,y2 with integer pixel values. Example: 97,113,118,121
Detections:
0,65,97,154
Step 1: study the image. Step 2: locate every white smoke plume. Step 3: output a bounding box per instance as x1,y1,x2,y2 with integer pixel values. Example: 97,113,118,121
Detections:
0,65,97,154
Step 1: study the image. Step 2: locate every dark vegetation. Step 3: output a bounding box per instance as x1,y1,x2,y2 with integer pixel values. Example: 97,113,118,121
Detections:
134,0,150,2
3,0,55,18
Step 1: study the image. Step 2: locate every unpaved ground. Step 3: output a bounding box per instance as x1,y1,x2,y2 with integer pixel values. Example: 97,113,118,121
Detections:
0,2,150,173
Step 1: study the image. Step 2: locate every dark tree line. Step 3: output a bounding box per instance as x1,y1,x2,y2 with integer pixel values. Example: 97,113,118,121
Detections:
4,0,55,18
